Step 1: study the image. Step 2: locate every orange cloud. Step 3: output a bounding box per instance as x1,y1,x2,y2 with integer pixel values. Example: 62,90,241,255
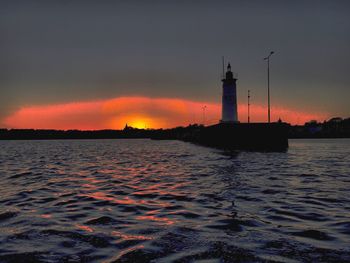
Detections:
3,96,328,130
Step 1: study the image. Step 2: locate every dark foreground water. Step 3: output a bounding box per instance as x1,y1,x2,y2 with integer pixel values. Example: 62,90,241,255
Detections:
0,139,349,262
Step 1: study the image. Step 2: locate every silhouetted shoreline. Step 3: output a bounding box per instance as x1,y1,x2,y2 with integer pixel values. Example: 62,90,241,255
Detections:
1,117,349,141
0,128,150,140
288,117,350,138
0,123,289,151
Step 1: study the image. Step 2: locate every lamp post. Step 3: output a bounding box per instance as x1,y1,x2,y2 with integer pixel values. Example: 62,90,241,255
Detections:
264,51,274,123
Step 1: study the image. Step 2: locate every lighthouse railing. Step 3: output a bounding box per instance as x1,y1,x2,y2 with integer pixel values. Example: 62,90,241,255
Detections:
220,72,238,80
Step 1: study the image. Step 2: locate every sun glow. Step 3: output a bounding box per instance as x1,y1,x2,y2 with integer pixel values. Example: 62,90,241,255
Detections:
122,116,154,129
129,120,147,129
3,96,328,130
110,114,166,130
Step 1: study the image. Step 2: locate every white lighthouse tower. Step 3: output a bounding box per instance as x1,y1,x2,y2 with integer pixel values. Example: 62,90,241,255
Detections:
221,63,238,123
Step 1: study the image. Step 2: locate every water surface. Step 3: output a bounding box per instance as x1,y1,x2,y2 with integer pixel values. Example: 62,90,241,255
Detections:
0,139,349,262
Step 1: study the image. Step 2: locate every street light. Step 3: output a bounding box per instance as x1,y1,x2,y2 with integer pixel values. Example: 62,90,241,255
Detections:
264,51,275,123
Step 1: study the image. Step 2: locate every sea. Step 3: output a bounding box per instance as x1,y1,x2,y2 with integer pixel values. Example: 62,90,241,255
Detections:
0,139,349,262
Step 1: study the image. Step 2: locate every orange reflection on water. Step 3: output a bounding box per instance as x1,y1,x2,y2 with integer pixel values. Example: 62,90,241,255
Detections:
111,245,145,262
82,191,172,208
136,215,175,225
75,224,94,233
111,231,153,241
132,181,190,201
40,214,52,219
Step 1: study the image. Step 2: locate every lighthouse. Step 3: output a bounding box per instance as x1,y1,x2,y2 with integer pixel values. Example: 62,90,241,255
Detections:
221,63,238,123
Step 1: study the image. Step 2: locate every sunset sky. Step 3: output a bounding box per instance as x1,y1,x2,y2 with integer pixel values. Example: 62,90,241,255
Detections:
0,0,349,129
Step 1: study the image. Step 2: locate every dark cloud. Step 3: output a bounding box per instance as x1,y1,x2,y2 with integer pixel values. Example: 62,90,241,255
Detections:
0,0,349,127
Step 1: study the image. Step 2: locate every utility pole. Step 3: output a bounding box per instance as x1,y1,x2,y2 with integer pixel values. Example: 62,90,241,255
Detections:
264,51,275,123
202,105,207,125
248,90,250,123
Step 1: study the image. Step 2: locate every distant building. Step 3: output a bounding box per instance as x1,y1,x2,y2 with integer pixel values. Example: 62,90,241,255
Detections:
123,123,133,131
220,63,238,123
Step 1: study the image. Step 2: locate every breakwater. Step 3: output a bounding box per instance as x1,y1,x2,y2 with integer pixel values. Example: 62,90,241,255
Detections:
152,123,289,151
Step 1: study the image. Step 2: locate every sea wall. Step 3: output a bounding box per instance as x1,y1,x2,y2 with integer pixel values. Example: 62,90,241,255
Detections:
151,123,289,151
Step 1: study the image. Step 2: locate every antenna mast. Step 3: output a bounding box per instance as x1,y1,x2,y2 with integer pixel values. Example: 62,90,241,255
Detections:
222,56,225,79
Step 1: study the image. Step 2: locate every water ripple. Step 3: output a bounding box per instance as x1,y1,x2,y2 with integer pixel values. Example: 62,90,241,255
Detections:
0,139,349,262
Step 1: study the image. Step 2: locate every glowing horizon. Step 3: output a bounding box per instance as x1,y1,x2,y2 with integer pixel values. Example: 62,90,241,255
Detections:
3,96,328,130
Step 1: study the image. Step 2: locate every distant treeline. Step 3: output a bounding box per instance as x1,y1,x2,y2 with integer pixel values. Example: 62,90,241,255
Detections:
0,128,153,140
0,125,197,140
0,117,349,140
289,117,350,138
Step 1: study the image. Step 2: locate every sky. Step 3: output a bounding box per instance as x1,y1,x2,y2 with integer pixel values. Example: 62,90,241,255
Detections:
0,0,349,129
